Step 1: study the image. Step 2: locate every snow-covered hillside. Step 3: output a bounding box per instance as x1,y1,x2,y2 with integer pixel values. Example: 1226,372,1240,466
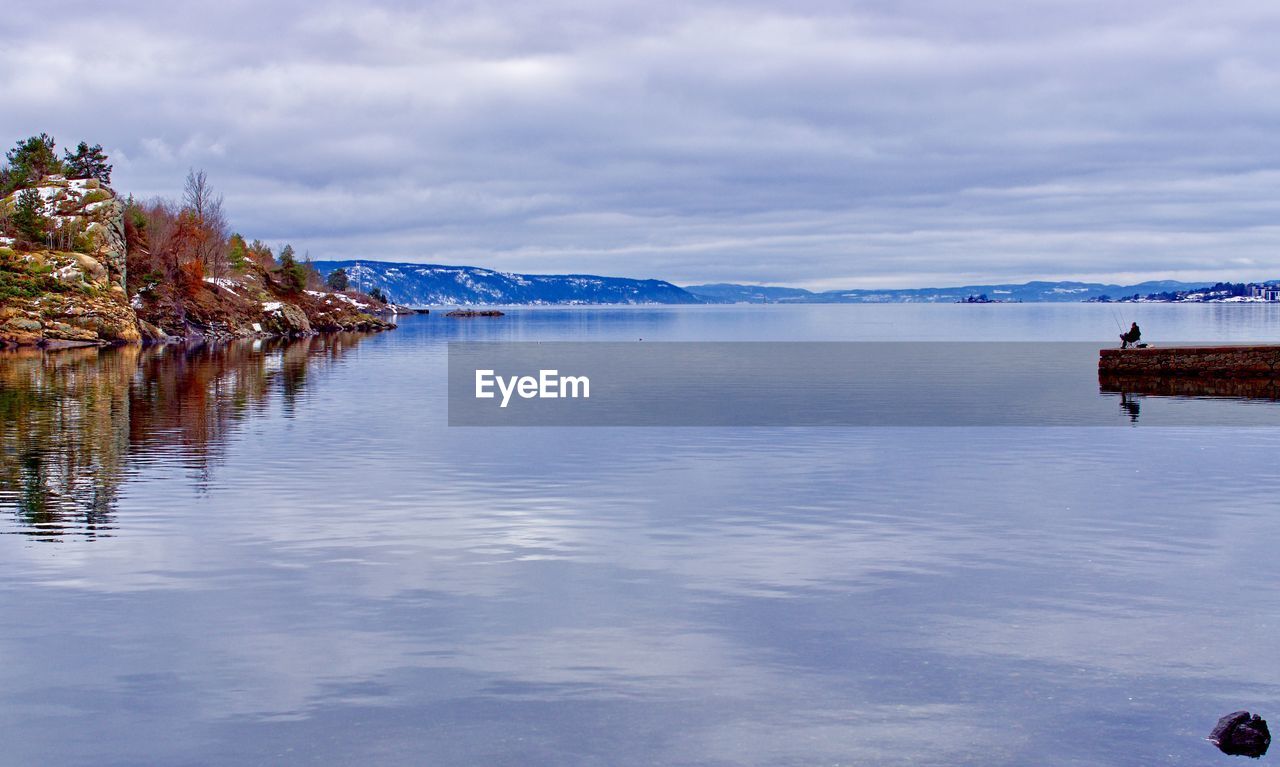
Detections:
311,261,704,306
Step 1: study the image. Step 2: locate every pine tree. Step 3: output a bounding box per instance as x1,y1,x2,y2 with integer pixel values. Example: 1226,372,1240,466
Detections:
326,268,349,292
12,189,48,246
277,245,306,293
6,134,62,186
227,233,247,268
63,142,112,184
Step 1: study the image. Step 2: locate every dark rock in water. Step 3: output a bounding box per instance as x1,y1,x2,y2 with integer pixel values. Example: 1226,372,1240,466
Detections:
1210,711,1271,757
445,309,505,317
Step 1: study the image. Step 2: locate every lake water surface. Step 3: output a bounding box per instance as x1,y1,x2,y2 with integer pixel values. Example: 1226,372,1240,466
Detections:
4,304,1280,766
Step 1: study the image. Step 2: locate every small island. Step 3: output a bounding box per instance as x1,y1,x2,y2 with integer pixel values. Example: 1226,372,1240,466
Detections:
0,134,397,348
956,293,1019,304
445,309,505,317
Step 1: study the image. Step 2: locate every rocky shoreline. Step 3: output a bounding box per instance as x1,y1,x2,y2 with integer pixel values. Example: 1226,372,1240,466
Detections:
1,175,399,350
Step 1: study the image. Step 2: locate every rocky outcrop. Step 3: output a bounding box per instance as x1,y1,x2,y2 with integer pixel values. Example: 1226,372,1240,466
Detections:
135,272,395,344
1,176,127,293
0,248,141,348
1,176,140,347
2,176,395,348
93,199,128,297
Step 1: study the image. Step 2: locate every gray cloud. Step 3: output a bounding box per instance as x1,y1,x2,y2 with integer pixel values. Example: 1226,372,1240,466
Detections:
4,0,1280,287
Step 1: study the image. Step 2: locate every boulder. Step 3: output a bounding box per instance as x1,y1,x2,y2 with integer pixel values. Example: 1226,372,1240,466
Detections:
279,303,312,335
259,302,313,337
73,252,110,287
4,316,42,333
0,313,44,346
1210,711,1270,757
137,319,171,343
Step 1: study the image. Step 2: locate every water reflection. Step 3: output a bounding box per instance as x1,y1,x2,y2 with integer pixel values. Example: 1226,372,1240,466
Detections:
6,308,1280,766
0,334,371,540
0,346,132,539
1101,373,1280,401
1100,372,1280,424
1118,391,1141,422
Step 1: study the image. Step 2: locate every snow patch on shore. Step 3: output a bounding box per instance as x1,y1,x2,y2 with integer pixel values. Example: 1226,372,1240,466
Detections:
205,277,241,295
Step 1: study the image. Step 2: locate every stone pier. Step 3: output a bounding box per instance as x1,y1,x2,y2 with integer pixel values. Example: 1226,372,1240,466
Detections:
1099,345,1280,378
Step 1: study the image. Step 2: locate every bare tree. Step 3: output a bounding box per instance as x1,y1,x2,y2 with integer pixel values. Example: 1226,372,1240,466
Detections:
182,169,229,278
140,198,183,277
183,169,219,217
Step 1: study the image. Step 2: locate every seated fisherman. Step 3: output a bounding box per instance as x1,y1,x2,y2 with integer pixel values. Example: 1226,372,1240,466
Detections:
1120,322,1141,349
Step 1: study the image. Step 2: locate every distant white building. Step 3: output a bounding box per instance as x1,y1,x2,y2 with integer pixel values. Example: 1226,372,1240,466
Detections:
1250,285,1280,301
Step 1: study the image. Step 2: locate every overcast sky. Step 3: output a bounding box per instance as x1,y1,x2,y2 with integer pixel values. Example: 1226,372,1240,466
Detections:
5,1,1280,288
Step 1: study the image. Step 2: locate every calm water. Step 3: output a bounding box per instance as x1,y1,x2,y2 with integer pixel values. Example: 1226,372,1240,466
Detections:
4,304,1280,766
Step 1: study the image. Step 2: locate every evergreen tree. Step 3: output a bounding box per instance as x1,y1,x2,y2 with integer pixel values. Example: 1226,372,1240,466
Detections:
63,142,112,184
325,267,349,292
277,245,306,293
6,134,62,186
227,233,248,269
11,189,48,246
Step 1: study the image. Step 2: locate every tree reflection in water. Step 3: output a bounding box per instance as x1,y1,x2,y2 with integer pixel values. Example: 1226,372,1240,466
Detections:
0,334,370,541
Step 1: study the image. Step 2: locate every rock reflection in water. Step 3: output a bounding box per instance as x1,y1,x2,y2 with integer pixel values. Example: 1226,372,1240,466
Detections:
0,334,370,540
1100,373,1280,401
1101,373,1280,424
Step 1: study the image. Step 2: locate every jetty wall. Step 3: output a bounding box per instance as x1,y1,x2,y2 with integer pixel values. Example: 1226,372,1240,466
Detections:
1099,346,1280,378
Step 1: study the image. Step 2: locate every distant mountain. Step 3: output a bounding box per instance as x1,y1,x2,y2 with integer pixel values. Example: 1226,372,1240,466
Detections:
681,284,816,303
307,260,1241,306
312,261,704,306
685,280,1219,304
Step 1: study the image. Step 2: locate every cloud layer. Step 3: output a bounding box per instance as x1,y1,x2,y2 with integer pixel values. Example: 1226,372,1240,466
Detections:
5,0,1280,287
